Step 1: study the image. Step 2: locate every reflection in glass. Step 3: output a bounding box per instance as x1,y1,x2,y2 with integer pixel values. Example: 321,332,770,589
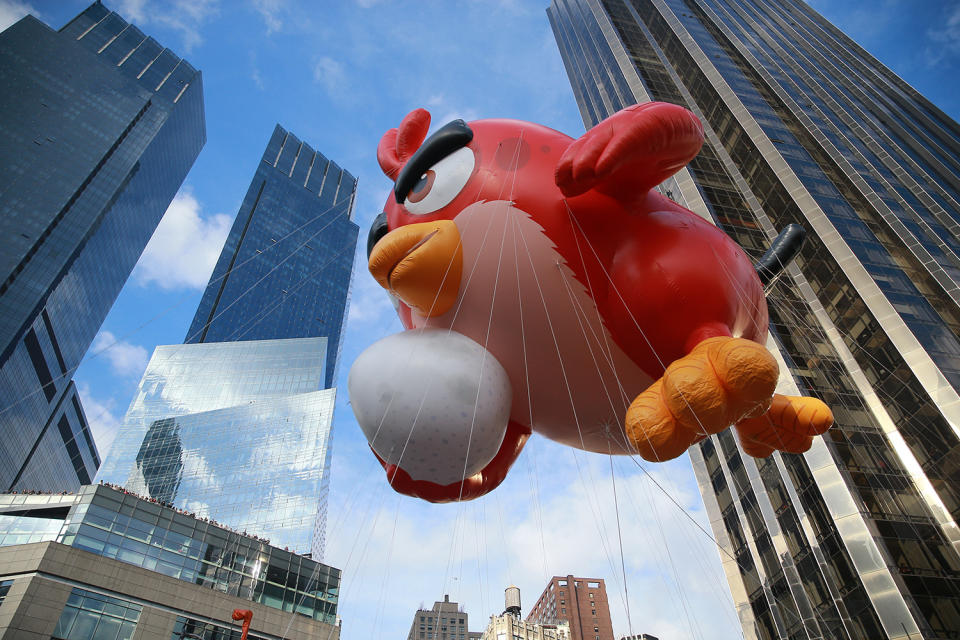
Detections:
96,338,334,559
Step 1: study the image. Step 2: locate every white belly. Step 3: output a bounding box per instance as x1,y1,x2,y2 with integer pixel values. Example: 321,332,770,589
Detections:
413,201,652,453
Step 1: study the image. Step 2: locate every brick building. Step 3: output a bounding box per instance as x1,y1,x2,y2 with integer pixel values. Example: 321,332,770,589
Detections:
526,576,614,640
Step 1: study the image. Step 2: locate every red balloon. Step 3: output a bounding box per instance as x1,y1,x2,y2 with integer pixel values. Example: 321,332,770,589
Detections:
355,103,832,502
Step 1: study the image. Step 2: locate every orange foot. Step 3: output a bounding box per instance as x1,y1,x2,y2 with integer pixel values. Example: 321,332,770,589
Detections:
625,337,779,461
735,394,834,457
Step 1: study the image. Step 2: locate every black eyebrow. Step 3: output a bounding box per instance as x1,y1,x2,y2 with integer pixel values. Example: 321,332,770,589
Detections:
394,119,474,203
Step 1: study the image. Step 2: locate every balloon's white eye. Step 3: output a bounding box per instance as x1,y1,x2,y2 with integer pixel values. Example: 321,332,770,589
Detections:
403,147,475,215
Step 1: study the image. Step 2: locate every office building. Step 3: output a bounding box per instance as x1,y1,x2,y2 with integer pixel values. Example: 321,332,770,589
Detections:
527,576,613,640
0,3,204,491
94,338,335,560
0,484,340,639
547,1,960,639
185,125,359,389
406,595,476,640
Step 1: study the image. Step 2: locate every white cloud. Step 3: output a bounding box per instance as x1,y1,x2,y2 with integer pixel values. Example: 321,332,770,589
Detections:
77,383,123,459
134,188,232,291
926,4,960,66
114,0,147,22
250,53,265,90
423,94,480,132
91,331,149,380
347,278,395,325
115,0,219,51
313,56,346,94
0,0,37,31
251,0,284,34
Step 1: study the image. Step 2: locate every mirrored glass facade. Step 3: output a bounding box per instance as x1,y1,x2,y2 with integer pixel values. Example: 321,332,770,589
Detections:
185,126,359,389
0,485,340,624
548,0,960,638
0,3,205,491
95,338,335,559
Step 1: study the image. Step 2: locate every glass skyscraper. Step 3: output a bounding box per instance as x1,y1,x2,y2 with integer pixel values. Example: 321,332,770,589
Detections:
98,128,358,560
185,125,360,389
0,3,205,491
548,0,960,638
95,338,336,559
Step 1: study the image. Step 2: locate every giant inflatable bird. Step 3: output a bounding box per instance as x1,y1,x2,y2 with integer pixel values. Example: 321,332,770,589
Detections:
349,103,833,502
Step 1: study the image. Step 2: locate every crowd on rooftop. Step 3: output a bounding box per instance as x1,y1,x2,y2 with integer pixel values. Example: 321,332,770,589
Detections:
6,489,74,495
6,483,282,549
96,481,276,546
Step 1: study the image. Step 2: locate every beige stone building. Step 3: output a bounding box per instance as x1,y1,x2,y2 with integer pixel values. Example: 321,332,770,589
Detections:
480,613,570,640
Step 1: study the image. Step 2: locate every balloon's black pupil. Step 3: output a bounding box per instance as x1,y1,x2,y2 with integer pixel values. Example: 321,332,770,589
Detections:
412,174,429,193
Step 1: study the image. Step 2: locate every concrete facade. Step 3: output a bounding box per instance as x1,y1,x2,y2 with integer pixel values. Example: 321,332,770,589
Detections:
0,542,340,640
406,594,474,640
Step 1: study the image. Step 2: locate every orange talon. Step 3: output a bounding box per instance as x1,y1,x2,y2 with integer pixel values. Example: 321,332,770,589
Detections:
626,380,699,461
735,393,833,457
626,336,780,460
766,393,834,436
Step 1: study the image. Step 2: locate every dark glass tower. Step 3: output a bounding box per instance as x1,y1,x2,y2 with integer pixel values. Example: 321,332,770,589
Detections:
185,126,359,389
0,3,205,491
548,1,960,639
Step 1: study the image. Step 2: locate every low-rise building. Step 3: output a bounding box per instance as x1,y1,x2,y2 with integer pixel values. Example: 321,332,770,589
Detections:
480,613,570,640
0,484,341,639
406,595,473,640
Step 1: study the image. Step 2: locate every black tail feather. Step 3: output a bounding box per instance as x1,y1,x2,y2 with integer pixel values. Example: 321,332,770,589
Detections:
755,224,806,286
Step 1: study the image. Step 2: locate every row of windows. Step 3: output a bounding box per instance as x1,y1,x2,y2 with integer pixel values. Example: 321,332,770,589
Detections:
52,587,141,640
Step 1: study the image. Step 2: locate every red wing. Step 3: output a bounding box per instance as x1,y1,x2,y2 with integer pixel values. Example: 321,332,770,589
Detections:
556,102,703,201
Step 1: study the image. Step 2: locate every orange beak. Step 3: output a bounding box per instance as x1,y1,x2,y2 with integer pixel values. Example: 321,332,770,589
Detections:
368,220,463,317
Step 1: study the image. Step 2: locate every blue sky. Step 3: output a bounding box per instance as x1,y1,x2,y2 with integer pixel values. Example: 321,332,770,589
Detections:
2,1,959,638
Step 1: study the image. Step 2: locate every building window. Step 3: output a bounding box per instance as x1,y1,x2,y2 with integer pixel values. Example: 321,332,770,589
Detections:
561,608,566,614
0,580,12,606
592,610,596,616
52,588,141,640
172,615,269,640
